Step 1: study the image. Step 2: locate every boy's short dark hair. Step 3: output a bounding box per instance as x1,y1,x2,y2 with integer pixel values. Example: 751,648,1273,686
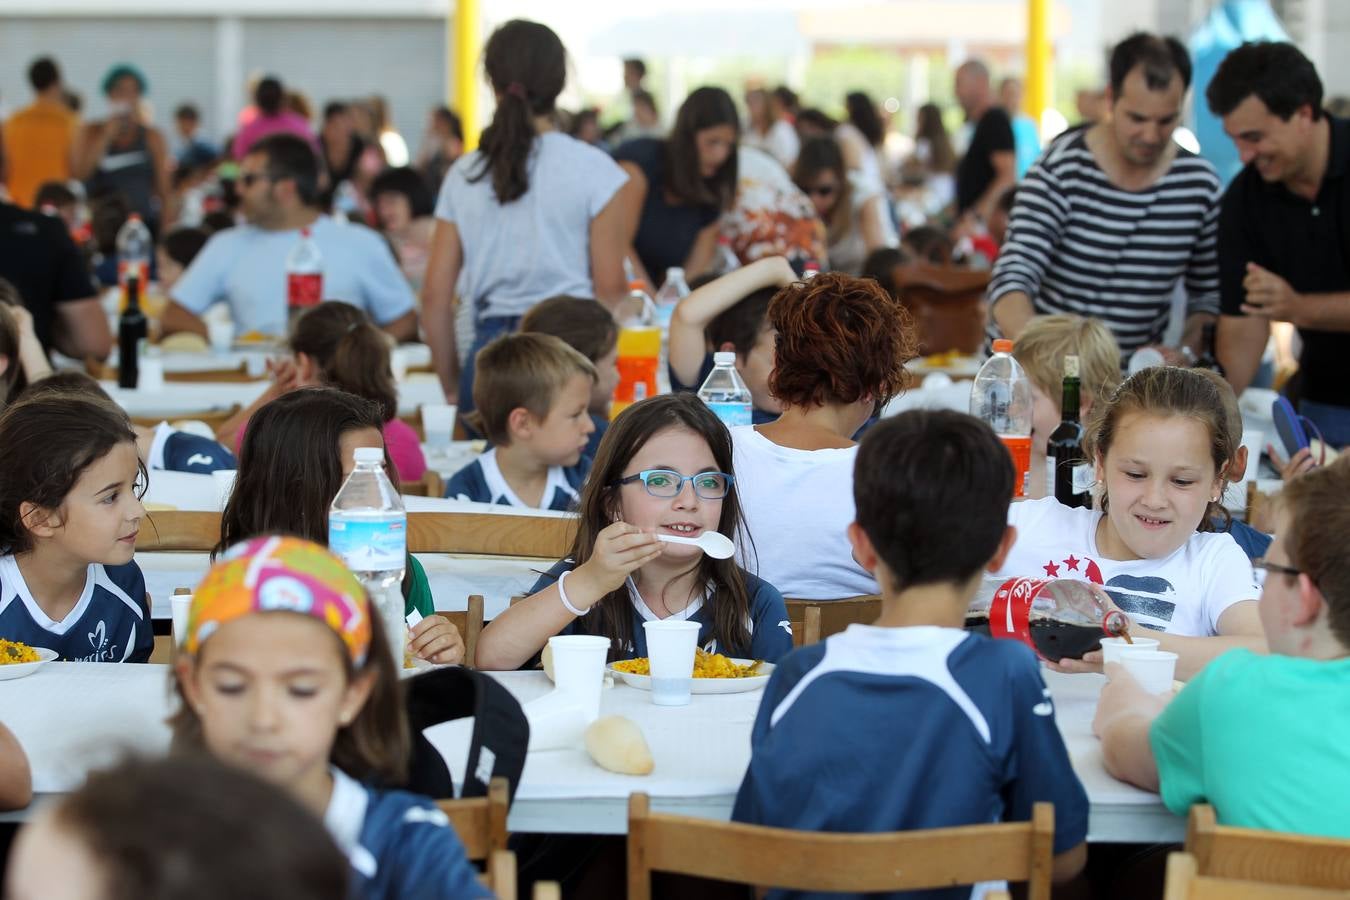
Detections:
248,133,320,206
175,103,200,122
469,332,597,447
1206,41,1323,122
706,287,774,358
34,181,77,210
162,226,209,268
28,57,59,93
1108,32,1192,96
854,410,1014,589
369,166,434,219
519,296,618,363
861,246,909,289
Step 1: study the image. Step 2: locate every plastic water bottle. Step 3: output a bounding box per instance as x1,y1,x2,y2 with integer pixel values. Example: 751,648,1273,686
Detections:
329,447,407,664
971,338,1033,498
286,227,324,318
714,236,740,275
698,351,753,427
115,213,152,310
653,267,689,329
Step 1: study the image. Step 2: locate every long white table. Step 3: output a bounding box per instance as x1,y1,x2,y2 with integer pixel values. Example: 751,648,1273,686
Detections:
4,663,1181,842
103,372,445,419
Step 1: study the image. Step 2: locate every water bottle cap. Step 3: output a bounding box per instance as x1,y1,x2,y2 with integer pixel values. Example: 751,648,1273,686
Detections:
628,279,647,292
713,351,737,366
301,227,312,238
353,447,383,464
128,213,142,221
665,267,684,277
992,339,1014,354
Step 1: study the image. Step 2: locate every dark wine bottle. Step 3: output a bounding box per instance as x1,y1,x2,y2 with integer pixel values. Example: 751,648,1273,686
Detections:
118,273,148,389
1049,354,1090,508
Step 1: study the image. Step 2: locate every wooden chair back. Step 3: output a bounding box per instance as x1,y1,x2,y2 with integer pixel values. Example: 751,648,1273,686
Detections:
1164,852,1350,900
887,262,990,356
402,471,445,498
1185,804,1350,891
531,882,562,900
88,359,262,383
130,404,242,432
627,793,1054,900
785,596,882,647
444,596,485,667
138,510,576,559
487,849,516,900
436,776,510,861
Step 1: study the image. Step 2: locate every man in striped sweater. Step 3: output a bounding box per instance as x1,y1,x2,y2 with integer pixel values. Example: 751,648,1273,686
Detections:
988,33,1221,367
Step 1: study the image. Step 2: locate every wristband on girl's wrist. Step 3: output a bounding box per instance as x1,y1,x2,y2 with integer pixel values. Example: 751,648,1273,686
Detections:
557,570,589,617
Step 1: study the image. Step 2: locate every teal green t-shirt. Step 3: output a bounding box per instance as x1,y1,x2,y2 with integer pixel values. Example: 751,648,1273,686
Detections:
1150,649,1350,838
405,556,435,619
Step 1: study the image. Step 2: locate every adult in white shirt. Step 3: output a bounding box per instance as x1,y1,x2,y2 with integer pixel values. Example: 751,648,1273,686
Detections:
732,272,916,600
162,134,417,342
744,87,799,169
421,19,629,415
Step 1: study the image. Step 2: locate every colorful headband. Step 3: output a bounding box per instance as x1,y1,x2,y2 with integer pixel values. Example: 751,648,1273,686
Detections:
184,535,372,666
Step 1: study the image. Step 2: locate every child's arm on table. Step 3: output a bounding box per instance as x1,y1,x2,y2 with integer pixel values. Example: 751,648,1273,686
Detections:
668,256,796,388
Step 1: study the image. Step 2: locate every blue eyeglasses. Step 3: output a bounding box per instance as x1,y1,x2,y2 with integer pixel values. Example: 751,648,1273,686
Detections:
613,469,734,500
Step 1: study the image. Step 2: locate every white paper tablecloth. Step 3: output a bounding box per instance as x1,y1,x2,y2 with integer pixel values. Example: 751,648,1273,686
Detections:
139,552,548,621
6,665,1180,841
102,373,444,419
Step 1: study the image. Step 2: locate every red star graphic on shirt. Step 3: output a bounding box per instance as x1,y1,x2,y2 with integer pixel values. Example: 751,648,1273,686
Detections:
1043,561,1061,577
1064,555,1081,572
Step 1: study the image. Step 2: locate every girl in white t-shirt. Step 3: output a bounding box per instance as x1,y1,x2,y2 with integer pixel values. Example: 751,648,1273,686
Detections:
994,366,1264,679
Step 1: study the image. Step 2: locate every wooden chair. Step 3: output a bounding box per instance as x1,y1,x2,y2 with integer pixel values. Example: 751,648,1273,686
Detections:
486,848,515,900
627,793,1055,900
1184,804,1350,891
402,470,445,498
165,362,263,383
785,596,882,647
130,404,242,432
436,776,510,861
888,262,991,356
445,595,485,667
531,882,562,900
138,511,221,552
1163,852,1350,900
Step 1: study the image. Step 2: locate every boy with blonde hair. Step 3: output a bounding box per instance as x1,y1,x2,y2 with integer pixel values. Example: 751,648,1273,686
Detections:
1012,314,1121,499
445,332,596,510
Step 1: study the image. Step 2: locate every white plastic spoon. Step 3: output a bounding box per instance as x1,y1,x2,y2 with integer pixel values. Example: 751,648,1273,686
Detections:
657,531,735,559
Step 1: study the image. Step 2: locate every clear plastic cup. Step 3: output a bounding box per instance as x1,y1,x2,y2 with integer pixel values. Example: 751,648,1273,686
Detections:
212,469,238,510
1119,649,1179,694
547,635,610,722
643,620,701,706
1100,636,1161,668
207,320,235,354
421,404,457,450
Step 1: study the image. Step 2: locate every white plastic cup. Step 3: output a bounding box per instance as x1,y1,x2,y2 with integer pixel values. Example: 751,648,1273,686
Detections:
170,593,193,647
421,403,457,450
212,469,237,510
207,320,235,354
1127,347,1166,376
522,694,589,751
643,620,701,707
1100,636,1161,668
1119,649,1179,695
390,347,410,382
138,354,165,391
547,635,610,722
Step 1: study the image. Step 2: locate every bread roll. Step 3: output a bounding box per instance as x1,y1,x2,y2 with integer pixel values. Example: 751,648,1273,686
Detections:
541,643,554,681
584,716,654,775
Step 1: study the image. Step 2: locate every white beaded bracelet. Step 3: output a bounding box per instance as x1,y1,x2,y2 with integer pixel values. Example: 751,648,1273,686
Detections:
557,570,589,617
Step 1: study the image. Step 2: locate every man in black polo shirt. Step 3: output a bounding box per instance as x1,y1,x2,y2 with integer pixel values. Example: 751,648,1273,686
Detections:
0,197,110,360
1209,42,1350,447
954,59,1016,223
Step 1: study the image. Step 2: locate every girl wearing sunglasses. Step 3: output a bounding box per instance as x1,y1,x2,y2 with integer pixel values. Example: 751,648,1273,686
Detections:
474,393,791,669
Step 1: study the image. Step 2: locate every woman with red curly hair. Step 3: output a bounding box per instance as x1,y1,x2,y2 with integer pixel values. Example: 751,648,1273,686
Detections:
732,272,917,600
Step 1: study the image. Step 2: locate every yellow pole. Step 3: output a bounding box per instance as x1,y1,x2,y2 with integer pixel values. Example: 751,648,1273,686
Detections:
452,0,482,150
1025,0,1051,137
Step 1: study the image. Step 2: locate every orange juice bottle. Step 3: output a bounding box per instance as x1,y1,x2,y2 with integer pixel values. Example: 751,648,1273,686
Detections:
611,281,661,419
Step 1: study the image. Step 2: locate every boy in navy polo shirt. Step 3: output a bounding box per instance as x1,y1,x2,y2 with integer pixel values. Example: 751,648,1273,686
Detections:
733,409,1088,900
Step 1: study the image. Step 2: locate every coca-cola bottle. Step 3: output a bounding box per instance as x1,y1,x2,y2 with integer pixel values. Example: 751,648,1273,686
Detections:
286,227,323,320
964,577,1129,662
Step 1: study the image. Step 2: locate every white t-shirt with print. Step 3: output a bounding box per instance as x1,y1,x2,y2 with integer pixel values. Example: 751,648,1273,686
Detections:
994,497,1258,637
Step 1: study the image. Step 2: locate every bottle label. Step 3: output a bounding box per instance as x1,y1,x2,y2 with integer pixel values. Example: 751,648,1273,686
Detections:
1071,464,1094,496
707,401,752,427
328,517,405,571
287,272,323,309
998,434,1032,498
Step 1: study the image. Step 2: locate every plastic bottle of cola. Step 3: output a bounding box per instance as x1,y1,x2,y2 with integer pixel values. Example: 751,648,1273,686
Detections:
964,577,1124,662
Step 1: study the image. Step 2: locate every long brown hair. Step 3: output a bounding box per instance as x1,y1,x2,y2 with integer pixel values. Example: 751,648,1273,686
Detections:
664,87,739,211
793,136,854,246
470,19,567,204
915,103,956,174
567,394,755,658
215,387,417,603
170,600,409,787
1083,366,1233,532
0,278,29,405
290,302,397,422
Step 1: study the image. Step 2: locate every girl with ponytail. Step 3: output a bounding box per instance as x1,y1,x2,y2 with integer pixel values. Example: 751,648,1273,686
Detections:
422,19,630,426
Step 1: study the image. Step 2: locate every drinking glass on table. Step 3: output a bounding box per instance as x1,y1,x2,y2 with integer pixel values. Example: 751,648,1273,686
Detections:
421,404,457,453
643,620,701,706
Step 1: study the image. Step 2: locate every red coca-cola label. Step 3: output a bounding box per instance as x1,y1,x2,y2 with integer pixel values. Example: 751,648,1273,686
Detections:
989,577,1045,649
287,272,323,308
